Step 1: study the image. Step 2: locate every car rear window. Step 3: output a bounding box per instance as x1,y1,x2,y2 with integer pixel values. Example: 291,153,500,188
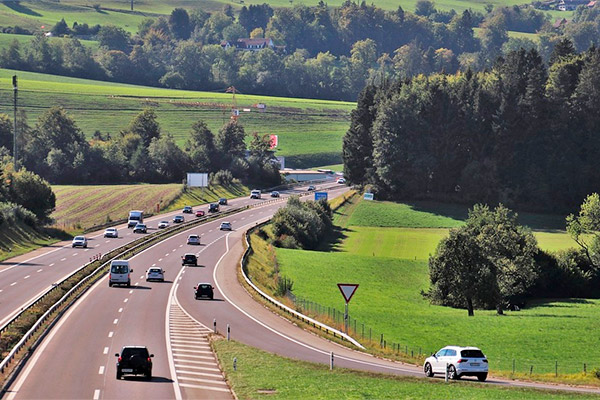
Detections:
149,268,161,273
111,265,129,274
199,284,211,289
461,349,485,358
121,348,149,358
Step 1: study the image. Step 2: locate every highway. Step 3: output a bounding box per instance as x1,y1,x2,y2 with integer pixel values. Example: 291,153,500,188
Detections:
0,186,311,329
5,184,600,398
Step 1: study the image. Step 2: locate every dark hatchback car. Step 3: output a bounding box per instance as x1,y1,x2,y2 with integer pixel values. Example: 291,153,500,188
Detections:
218,197,228,205
194,283,214,300
115,346,153,380
208,203,219,213
181,253,198,266
173,215,184,223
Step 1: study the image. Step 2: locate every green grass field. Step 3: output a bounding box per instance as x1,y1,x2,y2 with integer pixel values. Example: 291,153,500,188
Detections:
213,338,598,399
264,196,594,378
51,183,248,230
0,221,67,261
0,68,352,168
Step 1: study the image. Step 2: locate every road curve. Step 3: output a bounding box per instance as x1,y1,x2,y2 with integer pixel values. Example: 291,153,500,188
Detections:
6,184,600,398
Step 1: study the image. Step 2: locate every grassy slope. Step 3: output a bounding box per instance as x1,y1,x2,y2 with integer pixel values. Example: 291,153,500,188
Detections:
213,338,596,399
0,68,352,168
273,197,592,377
0,221,66,261
51,183,248,230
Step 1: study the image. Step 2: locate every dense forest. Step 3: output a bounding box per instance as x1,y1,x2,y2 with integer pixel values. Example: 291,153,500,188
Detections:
2,2,600,101
342,39,600,213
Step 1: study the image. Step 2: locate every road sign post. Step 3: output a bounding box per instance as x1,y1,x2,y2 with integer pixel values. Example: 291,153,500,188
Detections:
337,284,359,334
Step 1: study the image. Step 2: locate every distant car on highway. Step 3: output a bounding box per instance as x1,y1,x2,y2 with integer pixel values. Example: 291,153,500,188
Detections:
133,223,147,233
220,222,232,231
115,346,153,380
181,253,197,266
182,206,193,214
307,185,316,191
195,210,205,217
103,228,118,238
270,191,280,198
337,178,346,184
218,197,228,205
158,221,169,229
250,189,261,199
187,234,200,245
208,203,219,213
194,283,214,300
424,346,488,381
173,215,184,223
72,236,87,248
145,267,164,282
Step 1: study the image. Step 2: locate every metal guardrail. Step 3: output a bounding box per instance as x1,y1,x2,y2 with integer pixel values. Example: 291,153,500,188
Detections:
0,183,339,376
0,203,254,376
239,189,364,350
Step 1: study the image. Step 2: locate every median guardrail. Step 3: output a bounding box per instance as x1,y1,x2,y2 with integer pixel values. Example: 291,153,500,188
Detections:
239,187,364,349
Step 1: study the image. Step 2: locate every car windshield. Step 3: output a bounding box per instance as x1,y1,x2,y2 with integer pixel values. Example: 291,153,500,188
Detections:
111,265,128,274
121,348,149,358
189,235,198,239
461,349,485,358
74,236,84,240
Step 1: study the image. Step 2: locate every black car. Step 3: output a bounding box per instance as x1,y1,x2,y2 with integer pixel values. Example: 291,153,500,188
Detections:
194,283,214,300
173,215,184,223
182,206,193,214
307,185,316,191
182,253,198,266
115,346,153,380
218,198,228,205
208,203,219,213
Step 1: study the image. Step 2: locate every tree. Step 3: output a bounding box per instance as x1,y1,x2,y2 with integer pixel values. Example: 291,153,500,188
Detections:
100,50,133,81
222,23,247,42
426,204,538,315
169,8,191,40
415,0,436,17
342,84,377,185
97,25,131,52
4,166,56,222
126,109,161,148
0,114,13,153
566,193,600,268
51,18,70,36
148,134,189,182
427,229,495,316
215,121,246,166
185,120,217,172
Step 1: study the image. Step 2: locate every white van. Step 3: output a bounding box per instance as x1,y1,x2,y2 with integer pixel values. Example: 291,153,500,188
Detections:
128,210,143,228
250,190,261,199
109,260,133,287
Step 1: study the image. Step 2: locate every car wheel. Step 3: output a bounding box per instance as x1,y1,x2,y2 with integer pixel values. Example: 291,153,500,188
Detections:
116,370,122,380
145,370,152,380
109,282,113,287
448,365,459,380
477,373,487,382
127,280,131,288
424,362,434,378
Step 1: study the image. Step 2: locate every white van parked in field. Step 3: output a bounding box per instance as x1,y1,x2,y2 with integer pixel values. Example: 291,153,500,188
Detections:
109,260,133,287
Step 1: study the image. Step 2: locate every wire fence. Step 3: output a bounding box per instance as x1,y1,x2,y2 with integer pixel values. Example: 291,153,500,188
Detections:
292,295,600,376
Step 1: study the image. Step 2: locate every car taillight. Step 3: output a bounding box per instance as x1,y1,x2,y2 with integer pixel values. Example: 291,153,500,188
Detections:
147,357,152,362
457,359,468,363
118,357,122,362
483,359,488,363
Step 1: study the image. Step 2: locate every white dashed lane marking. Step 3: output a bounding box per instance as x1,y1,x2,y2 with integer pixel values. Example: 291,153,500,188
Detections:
72,253,78,256
113,319,118,325
49,263,54,267
60,258,66,261
103,347,109,354
93,389,100,400
37,269,42,272
118,308,123,313
108,331,114,338
159,258,163,262
129,290,133,294
123,298,128,303
99,366,105,375
10,282,16,286
24,275,30,279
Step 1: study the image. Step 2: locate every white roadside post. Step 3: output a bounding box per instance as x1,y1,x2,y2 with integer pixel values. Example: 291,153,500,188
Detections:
337,284,359,334
330,352,334,370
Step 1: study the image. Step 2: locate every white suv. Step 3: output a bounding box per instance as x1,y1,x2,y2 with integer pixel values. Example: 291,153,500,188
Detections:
424,346,488,381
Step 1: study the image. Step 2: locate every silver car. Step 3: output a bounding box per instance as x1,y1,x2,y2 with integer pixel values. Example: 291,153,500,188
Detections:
187,234,200,245
104,228,118,238
72,236,88,248
220,222,232,231
145,267,164,282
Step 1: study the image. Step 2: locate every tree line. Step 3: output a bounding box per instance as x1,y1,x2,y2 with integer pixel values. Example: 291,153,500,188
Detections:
343,40,600,213
0,107,280,187
3,2,593,101
428,199,600,316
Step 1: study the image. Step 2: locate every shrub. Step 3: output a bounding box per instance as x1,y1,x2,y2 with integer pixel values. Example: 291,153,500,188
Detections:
209,170,234,186
275,276,294,296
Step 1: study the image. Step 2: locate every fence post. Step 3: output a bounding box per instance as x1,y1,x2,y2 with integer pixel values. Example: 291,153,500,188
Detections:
445,363,449,382
227,324,230,341
530,365,533,376
380,334,384,348
584,363,587,375
512,359,515,374
555,360,558,377
369,328,371,342
330,352,334,370
362,323,364,339
213,318,217,333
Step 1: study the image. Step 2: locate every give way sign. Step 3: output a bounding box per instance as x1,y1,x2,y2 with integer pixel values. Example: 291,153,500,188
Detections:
337,283,359,303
